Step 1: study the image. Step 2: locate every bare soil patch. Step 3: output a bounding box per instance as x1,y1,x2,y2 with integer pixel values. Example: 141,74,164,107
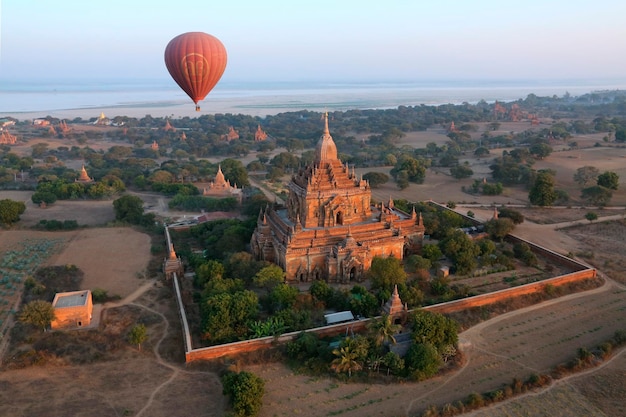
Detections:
43,228,152,298
561,220,626,284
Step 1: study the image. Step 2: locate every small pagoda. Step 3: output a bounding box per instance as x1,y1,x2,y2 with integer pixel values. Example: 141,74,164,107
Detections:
163,243,184,279
76,164,94,183
254,124,268,141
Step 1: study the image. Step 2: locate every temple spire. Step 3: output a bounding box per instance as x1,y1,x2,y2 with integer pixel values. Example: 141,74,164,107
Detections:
315,112,338,163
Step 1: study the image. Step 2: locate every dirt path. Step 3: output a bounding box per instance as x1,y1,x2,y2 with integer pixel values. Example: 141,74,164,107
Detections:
98,282,223,417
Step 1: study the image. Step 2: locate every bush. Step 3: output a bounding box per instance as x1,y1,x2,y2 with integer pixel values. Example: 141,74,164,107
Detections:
222,371,265,417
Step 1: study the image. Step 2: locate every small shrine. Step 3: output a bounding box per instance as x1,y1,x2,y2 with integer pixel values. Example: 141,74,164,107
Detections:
163,243,184,279
254,124,268,141
222,126,239,141
202,165,243,203
76,164,94,183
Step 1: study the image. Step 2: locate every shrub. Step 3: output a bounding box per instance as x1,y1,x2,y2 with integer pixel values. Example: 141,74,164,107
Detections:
222,371,265,417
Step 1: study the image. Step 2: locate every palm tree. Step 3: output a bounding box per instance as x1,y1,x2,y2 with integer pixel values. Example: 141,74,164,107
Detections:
331,341,363,377
368,314,401,348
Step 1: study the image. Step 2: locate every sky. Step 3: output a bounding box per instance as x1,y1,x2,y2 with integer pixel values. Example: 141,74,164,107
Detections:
1,0,626,84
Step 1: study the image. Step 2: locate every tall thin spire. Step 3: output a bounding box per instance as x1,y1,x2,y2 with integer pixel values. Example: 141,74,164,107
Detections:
315,112,338,163
323,111,330,136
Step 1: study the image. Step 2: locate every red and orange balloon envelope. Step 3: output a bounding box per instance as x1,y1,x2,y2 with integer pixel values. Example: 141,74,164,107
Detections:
164,32,227,111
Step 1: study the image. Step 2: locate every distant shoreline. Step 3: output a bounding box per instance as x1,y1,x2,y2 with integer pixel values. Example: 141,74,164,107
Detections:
3,78,626,121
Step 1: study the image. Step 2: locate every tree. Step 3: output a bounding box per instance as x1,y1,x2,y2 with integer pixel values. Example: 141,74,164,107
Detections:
529,142,553,160
18,300,55,331
367,256,407,290
0,199,26,226
484,218,515,241
439,230,480,275
31,191,58,205
581,185,613,206
528,171,556,207
450,164,473,179
405,342,441,380
253,265,284,291
362,172,390,188
128,323,147,351
113,195,145,224
497,207,524,224
573,166,599,187
597,171,619,190
409,310,458,351
331,336,368,377
222,371,265,417
367,314,401,348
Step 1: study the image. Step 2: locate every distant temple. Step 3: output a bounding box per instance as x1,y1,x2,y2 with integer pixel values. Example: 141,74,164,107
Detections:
254,124,268,141
76,164,94,183
222,126,239,141
151,140,159,151
163,119,176,132
250,114,425,283
0,131,17,144
202,165,243,203
94,112,110,126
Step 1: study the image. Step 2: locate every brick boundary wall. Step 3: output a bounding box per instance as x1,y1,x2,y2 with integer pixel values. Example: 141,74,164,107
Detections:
172,204,598,363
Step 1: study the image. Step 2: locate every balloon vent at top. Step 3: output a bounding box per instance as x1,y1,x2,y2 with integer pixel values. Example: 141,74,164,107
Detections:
164,32,227,111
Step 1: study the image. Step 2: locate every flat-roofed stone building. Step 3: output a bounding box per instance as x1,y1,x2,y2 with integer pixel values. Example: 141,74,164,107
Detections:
251,114,425,283
50,290,93,329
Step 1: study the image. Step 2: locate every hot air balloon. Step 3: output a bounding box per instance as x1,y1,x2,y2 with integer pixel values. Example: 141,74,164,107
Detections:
164,32,227,111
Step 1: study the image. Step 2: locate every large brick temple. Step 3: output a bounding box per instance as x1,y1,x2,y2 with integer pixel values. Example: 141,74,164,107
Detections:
250,113,425,283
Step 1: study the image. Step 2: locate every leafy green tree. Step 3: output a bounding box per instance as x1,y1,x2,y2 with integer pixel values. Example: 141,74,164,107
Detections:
421,244,443,264
409,310,458,351
405,342,441,380
18,300,55,331
362,172,390,188
597,171,619,190
309,279,333,304
253,265,284,292
0,199,26,225
113,195,145,224
439,230,480,275
484,218,515,241
128,323,147,351
529,142,553,159
573,166,599,187
222,371,265,417
195,260,225,288
220,158,250,187
585,211,598,222
267,283,298,313
367,256,407,290
528,171,556,207
497,207,524,224
450,164,473,179
581,185,613,206
31,191,58,205
381,351,405,376
391,156,427,185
